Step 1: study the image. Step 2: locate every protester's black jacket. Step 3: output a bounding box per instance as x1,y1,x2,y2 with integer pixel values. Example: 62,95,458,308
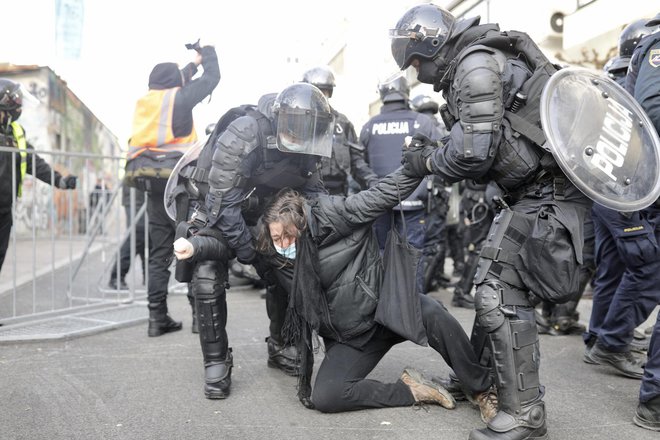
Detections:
305,168,421,343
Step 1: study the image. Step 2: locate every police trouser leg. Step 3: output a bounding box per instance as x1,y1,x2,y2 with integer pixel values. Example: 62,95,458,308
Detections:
469,208,547,440
265,282,300,375
192,259,232,399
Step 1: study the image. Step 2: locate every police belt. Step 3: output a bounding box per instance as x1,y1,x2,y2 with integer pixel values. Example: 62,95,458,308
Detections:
507,169,566,203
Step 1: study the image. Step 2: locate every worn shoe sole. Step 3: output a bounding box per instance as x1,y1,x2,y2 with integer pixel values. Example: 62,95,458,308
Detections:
147,323,183,337
431,376,467,401
204,384,230,400
633,414,660,431
402,368,456,409
469,425,548,440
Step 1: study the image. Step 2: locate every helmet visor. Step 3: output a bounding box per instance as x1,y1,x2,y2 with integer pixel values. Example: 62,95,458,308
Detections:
389,29,417,69
389,11,454,69
276,107,335,158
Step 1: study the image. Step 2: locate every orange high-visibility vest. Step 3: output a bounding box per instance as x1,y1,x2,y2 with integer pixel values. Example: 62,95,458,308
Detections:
127,88,197,159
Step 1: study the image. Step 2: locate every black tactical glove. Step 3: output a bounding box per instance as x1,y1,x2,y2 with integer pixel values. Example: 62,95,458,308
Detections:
58,175,77,189
401,133,436,177
235,244,256,265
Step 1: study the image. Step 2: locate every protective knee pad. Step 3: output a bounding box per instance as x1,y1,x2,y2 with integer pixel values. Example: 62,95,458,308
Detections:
474,281,541,414
192,260,228,348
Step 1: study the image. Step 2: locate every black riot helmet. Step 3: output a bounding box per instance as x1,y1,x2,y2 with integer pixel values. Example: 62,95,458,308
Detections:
0,78,23,124
378,73,410,103
272,83,334,158
410,94,439,114
619,18,658,57
302,66,336,98
389,4,456,70
603,55,630,77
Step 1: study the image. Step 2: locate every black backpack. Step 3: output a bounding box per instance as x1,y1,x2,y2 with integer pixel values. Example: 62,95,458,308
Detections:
475,30,560,150
178,104,272,195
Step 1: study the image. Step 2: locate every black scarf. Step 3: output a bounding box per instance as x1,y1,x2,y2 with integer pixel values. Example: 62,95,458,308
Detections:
281,229,329,406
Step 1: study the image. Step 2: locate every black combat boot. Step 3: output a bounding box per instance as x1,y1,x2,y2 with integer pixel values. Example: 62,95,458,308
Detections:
204,348,233,399
266,337,301,376
147,302,182,337
469,399,548,440
452,286,475,309
550,301,585,335
634,395,660,431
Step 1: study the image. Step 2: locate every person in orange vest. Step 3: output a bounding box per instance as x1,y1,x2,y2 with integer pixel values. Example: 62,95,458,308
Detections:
128,45,219,337
0,78,77,274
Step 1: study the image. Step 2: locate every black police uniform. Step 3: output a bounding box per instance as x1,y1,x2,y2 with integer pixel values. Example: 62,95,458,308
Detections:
178,93,327,399
583,30,660,376
395,12,591,439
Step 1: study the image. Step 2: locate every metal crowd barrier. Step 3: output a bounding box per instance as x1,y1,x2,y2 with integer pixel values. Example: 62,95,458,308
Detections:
0,146,151,340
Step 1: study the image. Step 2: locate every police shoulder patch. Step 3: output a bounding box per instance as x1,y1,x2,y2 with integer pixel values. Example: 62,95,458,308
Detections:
649,49,660,68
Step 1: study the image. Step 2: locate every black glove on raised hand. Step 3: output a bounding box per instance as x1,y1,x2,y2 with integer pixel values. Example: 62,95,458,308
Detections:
401,133,436,177
58,175,77,189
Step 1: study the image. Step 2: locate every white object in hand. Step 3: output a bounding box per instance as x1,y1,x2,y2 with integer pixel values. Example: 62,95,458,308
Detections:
173,237,194,260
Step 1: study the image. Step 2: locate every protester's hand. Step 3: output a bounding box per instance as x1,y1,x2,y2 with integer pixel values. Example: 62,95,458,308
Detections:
58,175,77,190
194,52,202,66
173,237,194,260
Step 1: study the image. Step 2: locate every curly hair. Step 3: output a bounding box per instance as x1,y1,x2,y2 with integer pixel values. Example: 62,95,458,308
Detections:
255,188,308,255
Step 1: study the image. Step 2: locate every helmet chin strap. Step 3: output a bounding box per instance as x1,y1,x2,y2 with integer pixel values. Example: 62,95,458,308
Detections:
434,57,459,92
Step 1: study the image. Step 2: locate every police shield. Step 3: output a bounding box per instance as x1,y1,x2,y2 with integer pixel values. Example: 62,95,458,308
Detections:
163,138,206,221
540,67,660,211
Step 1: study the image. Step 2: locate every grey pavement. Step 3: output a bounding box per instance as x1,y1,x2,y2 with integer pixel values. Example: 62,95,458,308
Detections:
0,279,657,440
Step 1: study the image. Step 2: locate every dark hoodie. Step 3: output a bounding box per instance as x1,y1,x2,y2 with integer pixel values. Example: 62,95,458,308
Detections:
143,46,220,139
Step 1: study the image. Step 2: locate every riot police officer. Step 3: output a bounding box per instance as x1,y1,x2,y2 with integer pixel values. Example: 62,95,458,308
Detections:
582,16,660,379
391,4,592,439
0,79,77,273
171,83,334,400
623,13,660,430
360,75,439,293
302,66,378,195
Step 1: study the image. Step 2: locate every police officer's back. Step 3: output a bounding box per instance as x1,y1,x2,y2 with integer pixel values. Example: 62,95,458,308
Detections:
360,75,438,254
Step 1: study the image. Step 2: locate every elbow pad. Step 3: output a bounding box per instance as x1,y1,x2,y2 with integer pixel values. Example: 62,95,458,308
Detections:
454,50,504,157
207,116,260,192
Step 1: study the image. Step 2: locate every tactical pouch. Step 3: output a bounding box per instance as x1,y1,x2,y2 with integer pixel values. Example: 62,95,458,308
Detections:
125,149,183,192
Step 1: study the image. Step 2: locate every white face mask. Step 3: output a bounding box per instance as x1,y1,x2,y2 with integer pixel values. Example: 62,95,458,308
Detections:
274,242,296,260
